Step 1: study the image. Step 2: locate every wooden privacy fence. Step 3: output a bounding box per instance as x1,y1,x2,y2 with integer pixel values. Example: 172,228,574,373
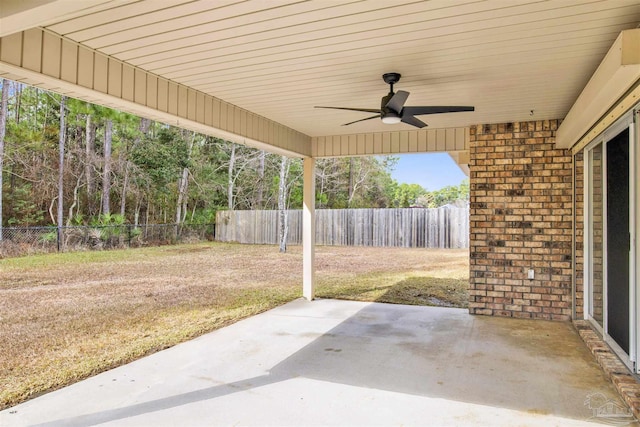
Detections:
216,207,469,249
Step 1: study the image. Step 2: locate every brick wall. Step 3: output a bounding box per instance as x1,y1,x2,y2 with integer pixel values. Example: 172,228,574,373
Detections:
469,120,573,320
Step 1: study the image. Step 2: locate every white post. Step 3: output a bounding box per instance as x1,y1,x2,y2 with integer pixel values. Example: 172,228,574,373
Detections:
303,157,316,300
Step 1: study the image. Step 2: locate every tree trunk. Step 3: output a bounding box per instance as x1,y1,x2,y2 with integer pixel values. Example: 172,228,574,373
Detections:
14,82,21,124
57,96,67,248
175,132,195,224
134,200,140,227
227,143,236,210
0,80,9,240
32,87,38,129
41,94,49,139
176,166,189,223
102,119,112,216
278,155,289,253
49,197,56,225
348,159,367,207
316,161,328,209
66,175,82,226
120,163,129,218
85,113,96,215
256,150,265,208
347,158,354,207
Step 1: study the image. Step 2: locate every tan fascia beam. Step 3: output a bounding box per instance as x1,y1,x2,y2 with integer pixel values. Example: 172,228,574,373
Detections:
556,28,640,150
0,28,311,158
0,1,133,37
311,127,469,158
448,151,470,177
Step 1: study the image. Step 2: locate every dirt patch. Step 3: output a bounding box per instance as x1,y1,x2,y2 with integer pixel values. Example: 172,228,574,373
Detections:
0,243,469,409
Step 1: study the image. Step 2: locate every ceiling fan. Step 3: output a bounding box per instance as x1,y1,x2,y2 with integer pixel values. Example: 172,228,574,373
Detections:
315,73,474,128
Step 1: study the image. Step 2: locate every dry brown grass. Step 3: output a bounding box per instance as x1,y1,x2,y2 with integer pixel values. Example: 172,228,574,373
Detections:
0,242,469,409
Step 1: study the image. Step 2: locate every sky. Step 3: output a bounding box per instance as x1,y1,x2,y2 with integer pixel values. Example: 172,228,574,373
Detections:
390,153,467,191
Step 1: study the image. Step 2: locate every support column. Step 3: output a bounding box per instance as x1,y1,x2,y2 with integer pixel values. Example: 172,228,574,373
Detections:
303,157,316,300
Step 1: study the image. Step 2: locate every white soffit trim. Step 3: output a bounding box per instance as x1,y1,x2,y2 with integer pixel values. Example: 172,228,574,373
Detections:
557,28,640,149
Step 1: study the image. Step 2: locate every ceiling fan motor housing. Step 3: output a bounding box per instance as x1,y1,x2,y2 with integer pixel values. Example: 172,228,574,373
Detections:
380,93,400,122
381,93,394,111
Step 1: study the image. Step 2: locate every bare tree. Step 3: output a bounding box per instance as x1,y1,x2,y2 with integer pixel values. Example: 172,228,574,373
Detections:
57,96,67,247
13,82,21,123
347,158,372,207
121,117,150,217
278,155,290,253
102,119,112,216
175,130,195,224
256,150,266,208
222,143,267,210
227,142,236,209
315,158,342,209
0,80,9,240
66,175,82,226
85,113,97,215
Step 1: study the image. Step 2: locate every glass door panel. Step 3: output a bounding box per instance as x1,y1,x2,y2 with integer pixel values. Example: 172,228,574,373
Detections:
606,128,630,354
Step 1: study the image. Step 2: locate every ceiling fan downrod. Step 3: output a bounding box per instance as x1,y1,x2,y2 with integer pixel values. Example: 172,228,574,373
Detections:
382,72,401,94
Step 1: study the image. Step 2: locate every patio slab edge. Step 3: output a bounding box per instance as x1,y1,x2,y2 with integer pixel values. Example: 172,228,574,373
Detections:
574,320,640,420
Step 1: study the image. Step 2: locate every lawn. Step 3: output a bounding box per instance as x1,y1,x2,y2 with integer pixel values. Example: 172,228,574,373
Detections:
0,242,469,409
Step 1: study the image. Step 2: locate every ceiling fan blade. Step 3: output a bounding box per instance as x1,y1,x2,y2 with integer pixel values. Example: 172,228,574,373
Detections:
401,115,428,128
385,90,409,113
315,106,381,114
343,115,380,126
403,106,475,116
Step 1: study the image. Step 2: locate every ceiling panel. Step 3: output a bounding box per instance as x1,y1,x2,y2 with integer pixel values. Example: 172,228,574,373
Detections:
42,0,640,137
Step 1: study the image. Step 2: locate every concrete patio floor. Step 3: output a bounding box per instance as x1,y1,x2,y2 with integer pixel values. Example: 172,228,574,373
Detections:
1,299,636,426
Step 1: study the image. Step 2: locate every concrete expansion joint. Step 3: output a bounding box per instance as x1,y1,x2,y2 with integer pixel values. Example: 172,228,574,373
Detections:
574,320,640,421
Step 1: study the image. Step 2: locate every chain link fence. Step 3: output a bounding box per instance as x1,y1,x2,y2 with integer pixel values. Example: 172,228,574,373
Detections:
0,224,215,258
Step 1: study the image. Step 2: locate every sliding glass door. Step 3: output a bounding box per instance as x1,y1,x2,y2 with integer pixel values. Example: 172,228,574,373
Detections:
584,108,637,370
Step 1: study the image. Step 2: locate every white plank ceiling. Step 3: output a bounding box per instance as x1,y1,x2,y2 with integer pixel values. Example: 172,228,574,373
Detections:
41,0,640,137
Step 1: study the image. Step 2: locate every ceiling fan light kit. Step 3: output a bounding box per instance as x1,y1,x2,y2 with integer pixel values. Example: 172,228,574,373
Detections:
315,73,474,129
381,112,401,124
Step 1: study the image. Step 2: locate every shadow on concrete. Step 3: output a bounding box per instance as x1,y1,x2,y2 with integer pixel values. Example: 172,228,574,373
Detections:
33,301,626,427
373,276,468,307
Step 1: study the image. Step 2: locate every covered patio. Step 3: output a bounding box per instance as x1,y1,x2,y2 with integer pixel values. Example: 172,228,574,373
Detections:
0,299,628,426
1,0,640,424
